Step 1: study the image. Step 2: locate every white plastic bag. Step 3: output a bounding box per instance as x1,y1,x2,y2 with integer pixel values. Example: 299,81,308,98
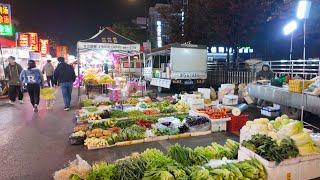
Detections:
53,155,91,180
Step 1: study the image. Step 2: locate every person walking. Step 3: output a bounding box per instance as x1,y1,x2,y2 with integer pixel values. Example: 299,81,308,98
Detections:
42,59,55,87
20,60,44,112
54,57,76,111
4,56,24,104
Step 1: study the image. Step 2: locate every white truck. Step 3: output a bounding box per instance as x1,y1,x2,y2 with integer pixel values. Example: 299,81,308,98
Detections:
144,43,207,92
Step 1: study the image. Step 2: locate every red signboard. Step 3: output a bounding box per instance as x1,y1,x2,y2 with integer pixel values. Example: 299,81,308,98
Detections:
29,32,38,51
17,32,39,51
39,39,49,56
18,33,30,47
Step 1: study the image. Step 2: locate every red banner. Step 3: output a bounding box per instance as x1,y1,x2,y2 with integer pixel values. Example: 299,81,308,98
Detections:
39,39,49,56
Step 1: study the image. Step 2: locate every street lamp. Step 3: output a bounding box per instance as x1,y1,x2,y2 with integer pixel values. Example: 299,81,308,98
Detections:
297,0,311,61
296,0,311,122
283,20,298,78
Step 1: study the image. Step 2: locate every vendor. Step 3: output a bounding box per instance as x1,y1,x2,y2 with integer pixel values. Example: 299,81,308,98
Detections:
256,64,274,80
256,64,274,107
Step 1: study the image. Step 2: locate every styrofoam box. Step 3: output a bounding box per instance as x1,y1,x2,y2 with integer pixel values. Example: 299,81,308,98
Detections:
261,106,280,117
187,98,205,110
222,95,238,105
299,154,320,180
198,88,211,99
238,146,301,180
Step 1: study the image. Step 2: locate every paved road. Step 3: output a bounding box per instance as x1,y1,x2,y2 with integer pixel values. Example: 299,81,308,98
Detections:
0,89,238,180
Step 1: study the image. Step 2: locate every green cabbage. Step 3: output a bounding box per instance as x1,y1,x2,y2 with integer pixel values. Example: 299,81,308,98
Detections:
273,116,293,129
298,143,319,156
290,132,312,146
253,118,269,124
277,121,303,138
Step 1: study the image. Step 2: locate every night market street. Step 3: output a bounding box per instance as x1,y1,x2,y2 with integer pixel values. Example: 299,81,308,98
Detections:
1,0,320,179
0,89,238,180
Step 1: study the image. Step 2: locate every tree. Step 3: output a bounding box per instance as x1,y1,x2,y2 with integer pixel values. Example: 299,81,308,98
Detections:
160,0,302,62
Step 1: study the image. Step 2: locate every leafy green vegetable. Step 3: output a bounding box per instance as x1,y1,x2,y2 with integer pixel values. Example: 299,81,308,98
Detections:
189,166,210,180
110,110,128,118
143,170,174,180
114,125,146,142
168,144,208,166
290,132,313,146
140,149,176,169
86,162,116,180
278,138,299,159
152,127,179,136
297,142,319,156
81,99,94,107
114,158,147,180
194,140,239,160
242,134,299,163
128,110,145,119
277,121,303,138
223,139,239,159
114,120,136,129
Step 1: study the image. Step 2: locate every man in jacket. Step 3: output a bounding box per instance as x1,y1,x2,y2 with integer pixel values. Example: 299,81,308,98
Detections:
54,57,76,111
42,59,55,87
4,56,24,104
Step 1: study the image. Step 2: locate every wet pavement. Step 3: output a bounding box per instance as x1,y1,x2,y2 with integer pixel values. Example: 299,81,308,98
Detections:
0,89,238,180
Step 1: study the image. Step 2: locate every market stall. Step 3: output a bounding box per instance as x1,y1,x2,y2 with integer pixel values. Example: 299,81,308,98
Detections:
248,83,320,116
77,27,142,97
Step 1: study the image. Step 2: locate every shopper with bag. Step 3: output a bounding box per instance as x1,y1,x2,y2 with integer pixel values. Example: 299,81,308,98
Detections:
4,56,24,104
20,60,44,112
53,57,76,111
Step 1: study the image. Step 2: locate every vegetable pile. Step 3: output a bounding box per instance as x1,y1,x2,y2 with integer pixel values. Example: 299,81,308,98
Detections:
241,114,320,156
242,134,299,163
194,139,239,160
55,140,267,180
197,107,229,119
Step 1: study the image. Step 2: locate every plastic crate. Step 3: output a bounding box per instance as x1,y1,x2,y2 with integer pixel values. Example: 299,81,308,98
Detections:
227,114,248,132
289,79,314,93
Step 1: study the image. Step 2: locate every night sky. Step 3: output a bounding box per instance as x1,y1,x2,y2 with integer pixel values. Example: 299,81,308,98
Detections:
2,0,166,54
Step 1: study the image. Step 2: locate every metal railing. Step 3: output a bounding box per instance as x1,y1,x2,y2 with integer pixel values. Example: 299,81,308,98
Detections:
266,59,320,80
206,70,255,86
205,59,320,86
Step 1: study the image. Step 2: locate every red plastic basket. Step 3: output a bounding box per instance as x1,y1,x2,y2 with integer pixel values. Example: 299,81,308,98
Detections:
227,114,249,132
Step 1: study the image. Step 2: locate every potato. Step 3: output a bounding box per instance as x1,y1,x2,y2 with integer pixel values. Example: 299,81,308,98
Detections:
86,130,91,137
92,128,103,134
103,130,111,136
95,132,103,137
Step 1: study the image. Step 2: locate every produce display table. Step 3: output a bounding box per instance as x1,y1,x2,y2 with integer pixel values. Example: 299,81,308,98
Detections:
248,84,320,116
